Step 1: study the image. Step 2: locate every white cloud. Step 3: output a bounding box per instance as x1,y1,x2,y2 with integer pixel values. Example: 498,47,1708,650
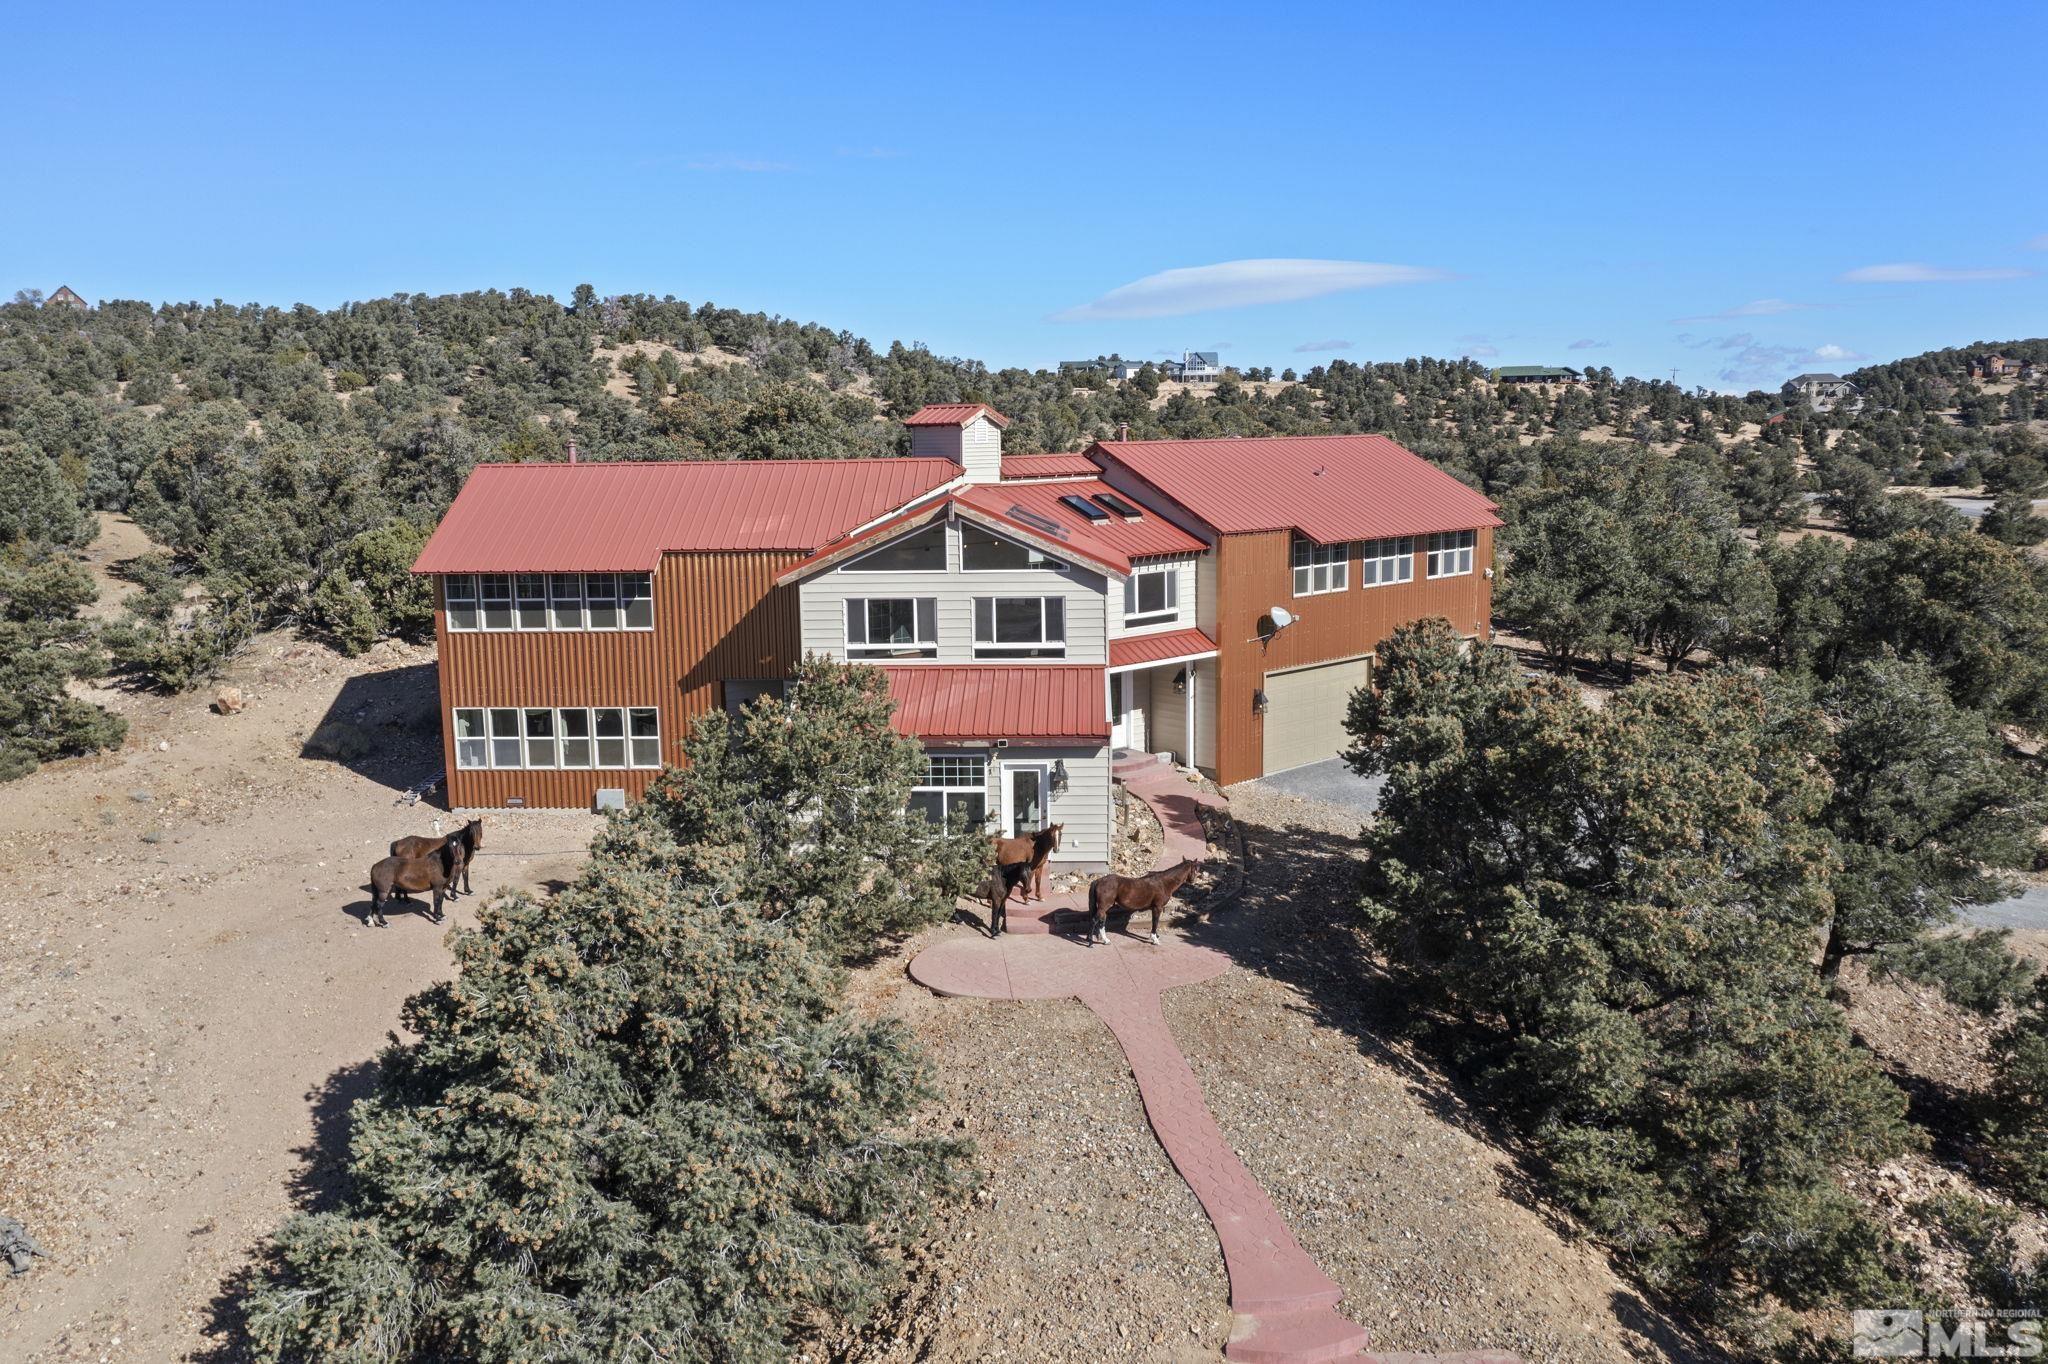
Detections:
1463,343,1499,359
685,155,795,173
1051,258,1450,321
1811,343,1866,362
1294,338,1353,352
1838,262,2032,283
1690,334,1867,388
1567,338,1608,350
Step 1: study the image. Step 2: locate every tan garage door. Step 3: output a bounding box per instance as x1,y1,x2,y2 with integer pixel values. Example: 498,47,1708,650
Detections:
1261,657,1371,776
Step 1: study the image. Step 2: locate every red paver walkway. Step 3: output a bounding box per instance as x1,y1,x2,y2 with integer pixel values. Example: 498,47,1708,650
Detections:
912,765,1521,1363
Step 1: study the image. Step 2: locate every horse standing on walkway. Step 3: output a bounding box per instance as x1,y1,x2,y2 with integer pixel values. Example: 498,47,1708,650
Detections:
985,824,1061,937
366,838,466,928
1086,857,1201,945
389,818,482,898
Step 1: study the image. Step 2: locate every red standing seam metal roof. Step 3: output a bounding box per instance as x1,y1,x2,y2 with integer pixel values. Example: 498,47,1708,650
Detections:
903,403,1011,428
410,459,959,573
1092,435,1501,544
1108,628,1219,671
879,665,1109,743
956,479,1208,565
1001,452,1101,479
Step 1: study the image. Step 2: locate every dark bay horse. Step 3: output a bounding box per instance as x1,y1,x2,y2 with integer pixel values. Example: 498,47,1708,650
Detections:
389,818,482,898
1086,857,1200,945
367,838,466,928
985,824,1062,936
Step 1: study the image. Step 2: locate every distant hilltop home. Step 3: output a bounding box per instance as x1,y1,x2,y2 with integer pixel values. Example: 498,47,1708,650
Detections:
409,404,1501,867
1968,352,2020,380
1163,351,1223,384
1493,365,1585,386
45,285,88,311
1788,372,1858,411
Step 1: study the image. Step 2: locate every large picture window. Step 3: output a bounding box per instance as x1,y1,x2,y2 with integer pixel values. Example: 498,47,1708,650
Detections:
1291,539,1350,596
909,753,989,829
1123,565,1181,627
449,705,659,770
845,521,948,572
973,596,1065,658
441,572,652,633
1361,537,1415,587
846,597,938,659
1426,530,1476,578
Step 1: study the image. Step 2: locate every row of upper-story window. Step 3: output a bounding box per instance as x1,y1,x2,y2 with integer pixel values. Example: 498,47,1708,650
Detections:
452,705,660,770
442,573,655,632
844,595,1073,660
1291,531,1477,597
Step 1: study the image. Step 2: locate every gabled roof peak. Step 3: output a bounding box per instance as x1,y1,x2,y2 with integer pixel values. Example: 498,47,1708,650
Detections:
903,402,1010,429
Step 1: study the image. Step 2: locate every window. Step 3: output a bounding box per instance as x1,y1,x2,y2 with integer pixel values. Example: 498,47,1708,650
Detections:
909,753,989,829
548,573,584,629
1091,491,1143,520
454,708,487,768
620,573,653,629
845,521,947,572
559,708,592,767
585,573,621,630
594,708,627,768
445,575,480,631
629,707,660,767
479,574,514,630
515,574,549,630
962,522,1064,572
1427,530,1476,578
1361,537,1415,587
846,597,938,659
1059,494,1109,522
1291,539,1350,595
523,708,556,767
488,708,522,768
1123,566,1181,627
974,596,1065,658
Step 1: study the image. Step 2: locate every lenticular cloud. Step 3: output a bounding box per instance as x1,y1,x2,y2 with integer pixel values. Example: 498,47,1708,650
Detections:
1054,259,1450,321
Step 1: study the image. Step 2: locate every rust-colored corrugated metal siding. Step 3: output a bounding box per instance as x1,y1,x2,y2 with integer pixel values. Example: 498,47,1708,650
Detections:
437,551,801,809
1210,528,1494,786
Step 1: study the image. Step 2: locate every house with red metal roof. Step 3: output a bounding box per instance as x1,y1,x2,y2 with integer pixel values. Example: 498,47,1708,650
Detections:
412,403,1498,854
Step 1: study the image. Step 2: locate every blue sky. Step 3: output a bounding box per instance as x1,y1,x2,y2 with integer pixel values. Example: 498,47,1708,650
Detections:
5,2,2043,391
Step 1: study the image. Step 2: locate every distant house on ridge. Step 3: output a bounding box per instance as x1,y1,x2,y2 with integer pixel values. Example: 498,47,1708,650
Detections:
1493,365,1584,387
46,285,88,311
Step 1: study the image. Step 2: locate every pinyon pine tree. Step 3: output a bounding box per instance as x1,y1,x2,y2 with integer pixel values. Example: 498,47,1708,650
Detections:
1345,621,1914,1319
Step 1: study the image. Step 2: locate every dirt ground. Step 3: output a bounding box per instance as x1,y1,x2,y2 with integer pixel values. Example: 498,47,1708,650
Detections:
833,785,1722,1364
0,606,600,1361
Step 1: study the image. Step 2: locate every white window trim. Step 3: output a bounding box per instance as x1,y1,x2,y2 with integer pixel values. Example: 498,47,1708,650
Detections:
845,597,939,659
1426,530,1476,579
1361,537,1416,588
1291,539,1351,597
451,705,660,770
1123,564,1182,628
911,751,990,830
973,595,1067,658
442,572,652,633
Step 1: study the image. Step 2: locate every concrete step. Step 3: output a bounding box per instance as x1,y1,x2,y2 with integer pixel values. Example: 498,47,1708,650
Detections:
1226,1305,1373,1363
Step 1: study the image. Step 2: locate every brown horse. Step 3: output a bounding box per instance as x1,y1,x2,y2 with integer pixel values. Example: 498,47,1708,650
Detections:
990,823,1062,905
1086,857,1201,945
366,839,466,928
389,818,482,898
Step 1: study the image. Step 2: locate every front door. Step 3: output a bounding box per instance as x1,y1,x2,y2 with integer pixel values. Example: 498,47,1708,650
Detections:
1110,673,1132,749
1003,762,1049,838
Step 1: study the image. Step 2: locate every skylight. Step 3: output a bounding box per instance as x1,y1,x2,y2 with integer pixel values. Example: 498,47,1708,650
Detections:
1091,491,1142,520
1060,494,1109,522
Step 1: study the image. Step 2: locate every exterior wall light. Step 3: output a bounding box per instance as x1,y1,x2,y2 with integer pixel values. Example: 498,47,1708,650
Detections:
1172,667,1188,695
1252,689,1268,715
1051,759,1069,797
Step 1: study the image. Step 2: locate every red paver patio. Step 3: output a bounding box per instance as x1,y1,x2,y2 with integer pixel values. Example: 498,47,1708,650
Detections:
911,767,1521,1363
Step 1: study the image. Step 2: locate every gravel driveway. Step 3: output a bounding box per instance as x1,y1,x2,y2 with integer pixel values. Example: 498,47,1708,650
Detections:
1240,757,1384,815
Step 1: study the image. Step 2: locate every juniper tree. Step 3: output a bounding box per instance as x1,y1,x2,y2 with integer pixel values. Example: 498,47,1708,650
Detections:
1345,621,1914,1317
633,655,986,953
242,792,965,1363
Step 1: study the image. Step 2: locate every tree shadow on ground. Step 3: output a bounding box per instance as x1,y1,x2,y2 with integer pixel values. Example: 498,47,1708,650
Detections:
192,1059,381,1364
1176,806,1724,1363
301,662,447,803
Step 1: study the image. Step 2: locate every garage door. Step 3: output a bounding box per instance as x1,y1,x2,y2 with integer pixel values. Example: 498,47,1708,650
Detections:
1261,657,1371,776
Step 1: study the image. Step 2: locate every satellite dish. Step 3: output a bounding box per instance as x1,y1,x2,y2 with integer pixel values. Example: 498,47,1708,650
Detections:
1269,606,1296,630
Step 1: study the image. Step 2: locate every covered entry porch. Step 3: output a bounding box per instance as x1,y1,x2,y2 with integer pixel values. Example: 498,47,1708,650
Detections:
1107,628,1218,773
